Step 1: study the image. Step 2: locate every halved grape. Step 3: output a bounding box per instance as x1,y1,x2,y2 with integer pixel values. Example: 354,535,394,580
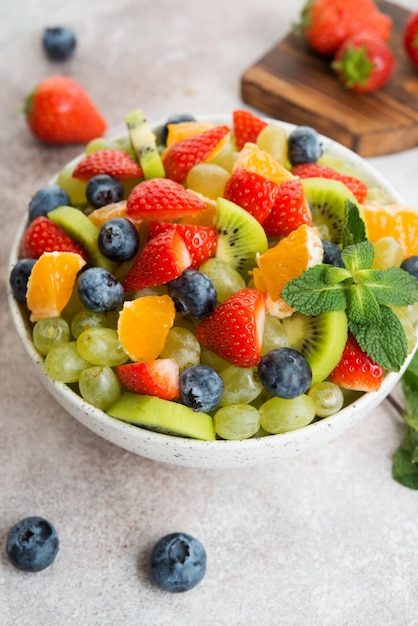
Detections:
308,381,344,418
33,316,70,355
256,123,288,166
214,404,260,440
219,366,263,406
259,395,316,434
78,366,121,410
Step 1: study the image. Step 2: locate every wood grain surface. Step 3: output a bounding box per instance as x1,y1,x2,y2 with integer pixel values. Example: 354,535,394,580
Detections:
241,1,418,156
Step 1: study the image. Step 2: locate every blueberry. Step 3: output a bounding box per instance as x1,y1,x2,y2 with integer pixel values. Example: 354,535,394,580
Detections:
167,269,217,320
86,175,124,209
287,126,323,166
77,267,125,312
258,348,312,399
9,258,37,303
28,184,71,223
98,218,140,262
322,240,344,268
156,113,196,146
400,256,418,280
6,516,59,572
42,27,77,61
150,532,206,593
179,364,224,412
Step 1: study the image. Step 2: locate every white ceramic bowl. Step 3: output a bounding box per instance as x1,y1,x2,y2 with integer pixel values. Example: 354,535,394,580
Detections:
8,115,413,468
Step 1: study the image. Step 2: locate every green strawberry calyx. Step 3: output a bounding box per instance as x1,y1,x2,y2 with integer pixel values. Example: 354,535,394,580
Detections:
331,44,375,89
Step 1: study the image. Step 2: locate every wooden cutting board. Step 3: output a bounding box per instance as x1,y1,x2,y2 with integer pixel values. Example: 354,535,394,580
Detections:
241,0,418,157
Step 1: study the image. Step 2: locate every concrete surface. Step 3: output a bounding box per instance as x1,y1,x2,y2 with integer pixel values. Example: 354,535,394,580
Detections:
1,1,418,624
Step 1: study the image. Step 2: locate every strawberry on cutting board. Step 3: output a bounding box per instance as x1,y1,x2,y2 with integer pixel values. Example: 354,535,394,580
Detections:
24,76,107,144
195,288,266,368
147,221,217,269
115,358,180,401
328,332,383,391
223,168,279,224
162,125,230,183
123,229,192,291
21,216,87,259
72,149,143,181
126,178,208,221
232,110,268,151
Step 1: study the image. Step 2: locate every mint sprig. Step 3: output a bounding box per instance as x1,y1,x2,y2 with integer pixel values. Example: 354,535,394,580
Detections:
281,202,418,372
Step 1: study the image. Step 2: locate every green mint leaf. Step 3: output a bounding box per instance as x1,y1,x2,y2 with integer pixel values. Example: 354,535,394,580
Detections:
281,265,348,315
342,199,367,248
349,305,408,371
392,441,418,490
367,267,418,307
323,265,351,284
348,283,381,325
341,240,375,273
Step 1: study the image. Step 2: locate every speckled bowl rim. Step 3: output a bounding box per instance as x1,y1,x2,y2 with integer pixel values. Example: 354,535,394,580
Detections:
7,115,414,468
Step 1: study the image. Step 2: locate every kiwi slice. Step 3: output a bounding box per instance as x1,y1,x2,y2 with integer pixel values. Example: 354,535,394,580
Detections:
302,178,357,244
281,310,348,385
48,206,117,273
107,393,216,440
125,108,165,179
214,198,268,279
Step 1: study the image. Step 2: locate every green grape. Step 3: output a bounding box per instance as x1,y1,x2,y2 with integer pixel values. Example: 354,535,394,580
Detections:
84,137,113,154
71,311,108,339
308,381,344,418
56,165,87,205
199,258,246,302
186,163,229,199
78,366,121,411
200,346,230,372
214,404,260,440
259,395,316,434
256,123,288,166
160,327,200,372
209,143,239,173
372,237,404,270
44,341,91,383
261,314,289,354
77,328,129,367
219,365,263,406
33,316,71,355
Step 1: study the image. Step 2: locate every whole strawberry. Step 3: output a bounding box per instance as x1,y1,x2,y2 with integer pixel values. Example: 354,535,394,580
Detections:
332,33,394,93
24,76,107,144
404,11,418,69
297,0,392,58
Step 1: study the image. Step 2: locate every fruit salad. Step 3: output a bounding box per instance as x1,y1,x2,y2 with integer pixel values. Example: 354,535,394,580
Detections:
9,108,418,442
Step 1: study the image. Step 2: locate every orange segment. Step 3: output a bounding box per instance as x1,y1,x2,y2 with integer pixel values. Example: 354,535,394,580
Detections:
26,251,86,322
117,295,176,362
166,122,215,147
233,142,296,185
252,224,323,318
88,200,143,229
361,202,418,258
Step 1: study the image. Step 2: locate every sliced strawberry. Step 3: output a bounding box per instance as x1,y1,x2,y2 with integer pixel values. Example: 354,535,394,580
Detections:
123,229,192,291
126,178,208,221
195,288,266,368
233,110,268,151
262,179,312,238
292,163,368,203
72,149,143,181
328,333,383,392
115,358,180,401
147,221,217,269
223,168,279,224
162,125,230,183
21,216,87,259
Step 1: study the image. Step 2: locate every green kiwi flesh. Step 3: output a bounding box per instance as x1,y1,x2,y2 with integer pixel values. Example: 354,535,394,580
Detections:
302,178,357,244
125,108,165,179
282,310,348,385
214,198,268,279
107,393,216,440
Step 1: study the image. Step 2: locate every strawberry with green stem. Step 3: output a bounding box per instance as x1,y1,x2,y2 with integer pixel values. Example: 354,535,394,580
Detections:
404,11,418,69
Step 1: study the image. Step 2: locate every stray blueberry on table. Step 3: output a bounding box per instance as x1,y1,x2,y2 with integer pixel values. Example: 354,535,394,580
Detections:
9,258,37,303
287,126,323,165
28,184,71,223
86,174,124,209
167,269,217,320
42,27,77,61
400,256,418,281
77,267,125,312
322,239,344,268
258,348,312,399
179,364,224,412
98,218,140,262
6,516,59,572
150,532,206,592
